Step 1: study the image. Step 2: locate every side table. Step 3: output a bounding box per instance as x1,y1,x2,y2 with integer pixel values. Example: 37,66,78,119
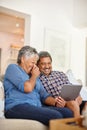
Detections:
50,116,87,130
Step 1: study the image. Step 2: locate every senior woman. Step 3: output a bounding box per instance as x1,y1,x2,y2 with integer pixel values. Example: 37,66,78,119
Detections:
4,46,73,126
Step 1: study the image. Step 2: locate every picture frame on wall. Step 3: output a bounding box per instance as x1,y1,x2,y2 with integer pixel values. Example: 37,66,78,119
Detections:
44,28,71,72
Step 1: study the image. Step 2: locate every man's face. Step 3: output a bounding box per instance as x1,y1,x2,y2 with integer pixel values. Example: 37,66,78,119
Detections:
38,57,52,75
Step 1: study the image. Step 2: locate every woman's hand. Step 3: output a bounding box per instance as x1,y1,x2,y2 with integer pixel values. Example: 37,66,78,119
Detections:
31,65,40,78
24,65,40,93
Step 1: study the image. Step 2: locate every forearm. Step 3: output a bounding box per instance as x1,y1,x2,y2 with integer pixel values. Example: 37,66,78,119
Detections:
24,75,37,93
44,96,56,106
24,65,40,93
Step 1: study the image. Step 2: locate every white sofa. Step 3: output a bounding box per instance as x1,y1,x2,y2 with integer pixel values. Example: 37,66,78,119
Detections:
0,77,48,130
0,70,87,130
0,119,48,130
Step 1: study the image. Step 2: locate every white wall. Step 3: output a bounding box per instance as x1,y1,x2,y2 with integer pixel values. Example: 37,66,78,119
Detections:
70,28,87,85
0,0,87,86
0,0,74,50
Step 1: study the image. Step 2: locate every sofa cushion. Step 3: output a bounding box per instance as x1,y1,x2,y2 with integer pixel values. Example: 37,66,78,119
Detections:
0,119,48,130
0,81,5,118
66,69,81,85
0,81,48,129
0,75,4,82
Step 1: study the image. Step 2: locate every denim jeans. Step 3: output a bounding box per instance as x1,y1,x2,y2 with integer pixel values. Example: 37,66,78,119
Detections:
5,103,73,126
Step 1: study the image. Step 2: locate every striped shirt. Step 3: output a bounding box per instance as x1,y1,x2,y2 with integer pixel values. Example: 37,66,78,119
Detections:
39,71,70,97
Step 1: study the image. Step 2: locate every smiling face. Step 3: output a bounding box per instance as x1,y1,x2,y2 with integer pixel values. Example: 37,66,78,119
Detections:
20,54,39,74
38,57,52,76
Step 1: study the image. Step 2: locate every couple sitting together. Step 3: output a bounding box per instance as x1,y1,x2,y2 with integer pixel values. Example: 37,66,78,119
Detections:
4,45,87,126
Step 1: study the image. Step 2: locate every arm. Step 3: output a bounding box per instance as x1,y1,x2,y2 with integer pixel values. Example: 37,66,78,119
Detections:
44,96,56,106
38,80,57,106
4,64,40,93
55,96,66,107
47,95,81,117
24,65,40,93
44,96,66,107
55,95,82,108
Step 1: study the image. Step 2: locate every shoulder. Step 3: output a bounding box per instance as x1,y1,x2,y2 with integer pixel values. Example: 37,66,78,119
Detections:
52,71,67,77
51,71,65,75
5,64,19,74
7,64,18,70
7,64,17,69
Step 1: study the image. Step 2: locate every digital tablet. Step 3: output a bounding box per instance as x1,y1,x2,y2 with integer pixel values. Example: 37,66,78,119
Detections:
60,84,82,101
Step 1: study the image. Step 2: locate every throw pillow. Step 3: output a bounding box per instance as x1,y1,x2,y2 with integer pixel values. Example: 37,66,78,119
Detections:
66,69,81,85
66,69,87,101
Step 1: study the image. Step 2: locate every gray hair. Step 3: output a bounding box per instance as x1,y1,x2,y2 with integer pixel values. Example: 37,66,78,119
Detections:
17,46,38,64
37,51,52,65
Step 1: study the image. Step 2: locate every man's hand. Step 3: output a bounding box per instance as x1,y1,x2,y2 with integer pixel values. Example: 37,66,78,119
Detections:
55,96,66,107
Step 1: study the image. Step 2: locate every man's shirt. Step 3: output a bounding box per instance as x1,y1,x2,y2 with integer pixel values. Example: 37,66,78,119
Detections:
39,71,70,97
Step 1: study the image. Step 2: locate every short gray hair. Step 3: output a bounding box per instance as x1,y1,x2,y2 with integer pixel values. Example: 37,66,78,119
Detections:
17,46,38,64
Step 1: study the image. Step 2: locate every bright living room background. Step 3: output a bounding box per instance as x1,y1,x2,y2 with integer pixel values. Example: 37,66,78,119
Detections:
0,0,87,87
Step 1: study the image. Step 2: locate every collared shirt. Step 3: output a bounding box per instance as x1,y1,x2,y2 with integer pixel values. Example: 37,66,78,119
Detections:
39,71,70,97
4,64,50,111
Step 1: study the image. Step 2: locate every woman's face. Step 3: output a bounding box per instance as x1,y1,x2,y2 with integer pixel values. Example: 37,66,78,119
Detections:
21,55,38,74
